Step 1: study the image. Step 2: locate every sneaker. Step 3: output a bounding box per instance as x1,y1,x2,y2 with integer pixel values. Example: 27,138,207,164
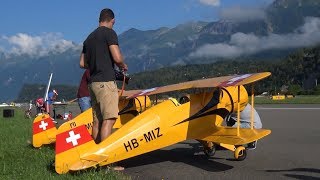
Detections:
246,140,257,150
50,117,57,124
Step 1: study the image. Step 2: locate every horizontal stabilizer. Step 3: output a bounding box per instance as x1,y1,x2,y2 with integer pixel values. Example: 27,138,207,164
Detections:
69,153,108,171
81,153,108,162
201,128,271,145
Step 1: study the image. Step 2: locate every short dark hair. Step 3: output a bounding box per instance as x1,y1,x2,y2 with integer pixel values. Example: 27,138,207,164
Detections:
99,8,115,23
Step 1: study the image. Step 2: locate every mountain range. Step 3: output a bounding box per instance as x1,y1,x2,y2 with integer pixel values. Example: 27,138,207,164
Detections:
1,0,320,101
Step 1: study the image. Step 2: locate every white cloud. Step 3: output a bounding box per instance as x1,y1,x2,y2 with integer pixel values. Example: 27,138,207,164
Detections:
219,6,266,22
166,42,176,48
199,0,220,7
0,33,80,58
190,17,320,59
5,33,42,55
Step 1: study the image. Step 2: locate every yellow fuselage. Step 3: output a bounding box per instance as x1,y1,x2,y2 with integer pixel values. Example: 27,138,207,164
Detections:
55,86,270,174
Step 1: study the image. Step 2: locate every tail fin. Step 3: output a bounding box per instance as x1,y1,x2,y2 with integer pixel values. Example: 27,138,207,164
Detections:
32,113,57,148
55,125,99,174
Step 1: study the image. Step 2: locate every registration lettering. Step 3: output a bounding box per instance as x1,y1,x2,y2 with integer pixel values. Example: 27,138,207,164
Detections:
144,127,162,142
123,127,163,152
69,122,77,128
85,122,93,130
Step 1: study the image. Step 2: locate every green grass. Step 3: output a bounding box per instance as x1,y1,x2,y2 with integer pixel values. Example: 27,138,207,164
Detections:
0,107,128,180
254,95,320,104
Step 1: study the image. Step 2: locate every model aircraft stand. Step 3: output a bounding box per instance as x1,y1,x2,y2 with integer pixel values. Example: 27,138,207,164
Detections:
32,96,152,148
52,102,69,120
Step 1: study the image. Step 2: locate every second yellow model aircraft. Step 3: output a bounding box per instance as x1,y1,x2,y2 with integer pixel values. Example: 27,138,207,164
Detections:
32,96,151,148
55,72,272,174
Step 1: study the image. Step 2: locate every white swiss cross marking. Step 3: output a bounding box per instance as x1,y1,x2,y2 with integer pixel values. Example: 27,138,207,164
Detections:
39,121,48,130
66,131,81,146
226,74,251,85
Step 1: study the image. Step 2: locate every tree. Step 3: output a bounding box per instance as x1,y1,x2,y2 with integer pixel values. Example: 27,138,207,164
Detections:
288,84,302,95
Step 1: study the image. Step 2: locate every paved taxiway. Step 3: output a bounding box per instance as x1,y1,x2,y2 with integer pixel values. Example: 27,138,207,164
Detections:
117,104,320,180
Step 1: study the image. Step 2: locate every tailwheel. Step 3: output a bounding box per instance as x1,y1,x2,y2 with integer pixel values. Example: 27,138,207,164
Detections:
234,146,247,161
203,142,216,157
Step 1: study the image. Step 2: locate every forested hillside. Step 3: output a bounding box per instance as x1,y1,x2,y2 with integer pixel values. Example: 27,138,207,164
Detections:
16,45,320,102
16,84,77,102
127,45,320,95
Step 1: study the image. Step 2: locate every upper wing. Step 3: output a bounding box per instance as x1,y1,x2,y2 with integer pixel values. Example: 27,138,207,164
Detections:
121,89,144,97
123,72,271,99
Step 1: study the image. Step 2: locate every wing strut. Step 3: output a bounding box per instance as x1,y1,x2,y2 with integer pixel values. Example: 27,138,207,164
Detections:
237,85,241,136
251,84,255,129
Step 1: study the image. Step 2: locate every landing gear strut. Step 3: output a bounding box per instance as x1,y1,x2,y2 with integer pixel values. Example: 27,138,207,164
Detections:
204,143,216,157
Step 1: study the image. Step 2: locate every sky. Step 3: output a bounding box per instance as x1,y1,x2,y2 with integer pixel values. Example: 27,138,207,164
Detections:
0,0,272,43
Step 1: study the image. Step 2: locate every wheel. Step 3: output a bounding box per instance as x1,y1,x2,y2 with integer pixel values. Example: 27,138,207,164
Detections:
179,95,190,104
204,143,216,157
234,146,247,161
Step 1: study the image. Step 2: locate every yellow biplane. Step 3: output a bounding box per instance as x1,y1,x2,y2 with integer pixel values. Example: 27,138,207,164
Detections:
54,72,271,174
32,96,151,148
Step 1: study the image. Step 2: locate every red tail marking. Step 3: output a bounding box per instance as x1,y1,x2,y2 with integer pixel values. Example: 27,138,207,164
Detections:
33,118,55,135
56,125,93,154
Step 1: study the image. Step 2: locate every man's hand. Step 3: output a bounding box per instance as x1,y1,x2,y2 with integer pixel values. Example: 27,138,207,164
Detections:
121,63,128,72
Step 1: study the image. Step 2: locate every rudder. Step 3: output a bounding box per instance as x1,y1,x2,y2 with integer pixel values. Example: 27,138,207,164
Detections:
32,113,57,148
55,125,98,174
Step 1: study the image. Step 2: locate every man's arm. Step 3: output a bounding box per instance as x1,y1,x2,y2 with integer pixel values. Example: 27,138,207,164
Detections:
80,53,86,69
109,45,128,71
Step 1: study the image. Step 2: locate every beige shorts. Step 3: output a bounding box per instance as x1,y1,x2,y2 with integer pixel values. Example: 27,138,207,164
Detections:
89,81,119,121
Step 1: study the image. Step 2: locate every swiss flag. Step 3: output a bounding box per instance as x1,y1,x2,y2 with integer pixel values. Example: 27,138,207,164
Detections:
33,118,55,135
219,74,252,87
56,125,93,154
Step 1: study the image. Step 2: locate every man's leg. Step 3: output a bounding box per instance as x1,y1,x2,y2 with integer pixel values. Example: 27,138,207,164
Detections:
82,96,92,112
100,119,124,171
98,81,119,141
91,103,103,143
48,104,57,123
100,118,117,141
92,120,99,143
89,84,101,143
97,82,124,170
78,97,92,113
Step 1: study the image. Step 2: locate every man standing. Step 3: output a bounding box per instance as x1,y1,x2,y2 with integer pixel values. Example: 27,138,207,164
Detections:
46,89,58,123
229,103,262,149
35,97,45,114
80,8,128,144
229,103,262,129
77,69,91,112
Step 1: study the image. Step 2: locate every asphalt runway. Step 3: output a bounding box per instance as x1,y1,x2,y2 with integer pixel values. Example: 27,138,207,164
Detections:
113,104,320,180
51,104,320,179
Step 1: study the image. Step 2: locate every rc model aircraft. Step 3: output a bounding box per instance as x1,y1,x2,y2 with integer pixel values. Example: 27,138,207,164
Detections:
51,72,271,174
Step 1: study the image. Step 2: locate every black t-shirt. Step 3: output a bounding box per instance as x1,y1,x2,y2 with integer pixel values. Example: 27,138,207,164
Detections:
82,26,118,83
